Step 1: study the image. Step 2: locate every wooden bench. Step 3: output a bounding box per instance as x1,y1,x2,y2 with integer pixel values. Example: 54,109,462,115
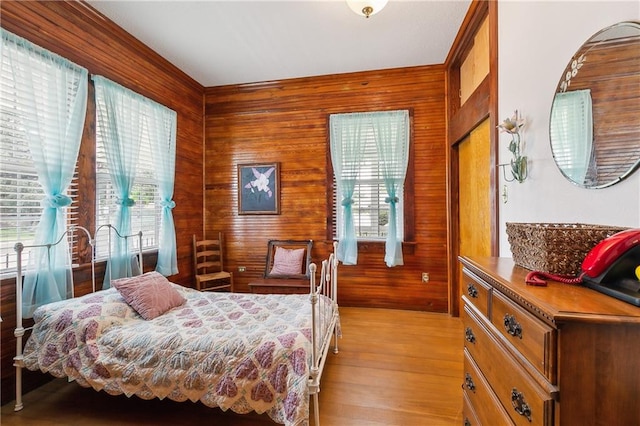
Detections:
248,239,313,294
248,279,309,294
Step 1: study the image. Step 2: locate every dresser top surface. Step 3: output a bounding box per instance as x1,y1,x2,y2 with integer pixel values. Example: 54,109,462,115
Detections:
460,256,640,324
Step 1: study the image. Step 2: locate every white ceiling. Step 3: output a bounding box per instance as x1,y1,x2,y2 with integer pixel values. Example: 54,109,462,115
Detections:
87,0,471,87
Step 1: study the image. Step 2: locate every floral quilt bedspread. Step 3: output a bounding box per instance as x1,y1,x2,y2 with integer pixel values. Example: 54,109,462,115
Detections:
23,285,336,426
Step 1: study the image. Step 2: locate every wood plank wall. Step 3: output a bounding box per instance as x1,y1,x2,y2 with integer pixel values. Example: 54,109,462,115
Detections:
204,66,449,312
1,0,453,407
0,1,204,405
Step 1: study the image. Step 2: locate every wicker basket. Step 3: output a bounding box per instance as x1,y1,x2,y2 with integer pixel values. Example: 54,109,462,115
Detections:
506,223,628,275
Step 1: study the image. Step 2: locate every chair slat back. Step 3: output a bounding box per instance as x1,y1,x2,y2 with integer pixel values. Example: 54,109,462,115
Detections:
193,234,224,274
264,239,313,279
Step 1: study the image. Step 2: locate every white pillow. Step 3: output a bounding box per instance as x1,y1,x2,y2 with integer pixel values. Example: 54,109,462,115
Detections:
270,247,305,275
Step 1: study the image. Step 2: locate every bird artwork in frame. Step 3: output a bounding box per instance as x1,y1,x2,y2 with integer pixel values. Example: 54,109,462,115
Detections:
238,162,280,215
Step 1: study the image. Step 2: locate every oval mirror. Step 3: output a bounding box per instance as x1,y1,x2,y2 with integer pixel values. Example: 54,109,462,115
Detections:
549,21,640,188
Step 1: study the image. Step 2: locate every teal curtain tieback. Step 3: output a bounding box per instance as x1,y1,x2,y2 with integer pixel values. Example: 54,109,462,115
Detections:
341,197,354,206
116,197,136,207
161,199,176,209
385,196,399,204
41,194,72,209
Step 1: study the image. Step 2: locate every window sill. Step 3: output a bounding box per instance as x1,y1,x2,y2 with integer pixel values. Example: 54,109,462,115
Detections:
321,240,416,255
357,240,417,255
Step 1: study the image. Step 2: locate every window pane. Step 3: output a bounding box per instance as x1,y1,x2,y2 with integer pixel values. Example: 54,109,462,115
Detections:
0,37,79,272
94,98,161,258
331,110,407,241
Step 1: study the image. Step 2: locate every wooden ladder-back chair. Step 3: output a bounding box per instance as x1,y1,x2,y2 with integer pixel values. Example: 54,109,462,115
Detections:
192,233,234,292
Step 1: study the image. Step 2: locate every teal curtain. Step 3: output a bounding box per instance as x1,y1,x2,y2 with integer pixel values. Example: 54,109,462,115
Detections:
148,103,178,276
371,110,410,267
550,89,594,185
329,113,366,265
93,76,143,287
1,29,88,317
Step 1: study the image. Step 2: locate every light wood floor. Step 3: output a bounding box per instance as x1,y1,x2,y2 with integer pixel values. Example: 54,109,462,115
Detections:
1,307,463,425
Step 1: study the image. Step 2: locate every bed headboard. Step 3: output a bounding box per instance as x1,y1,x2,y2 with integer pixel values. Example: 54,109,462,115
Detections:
94,224,143,287
12,224,143,412
14,225,143,304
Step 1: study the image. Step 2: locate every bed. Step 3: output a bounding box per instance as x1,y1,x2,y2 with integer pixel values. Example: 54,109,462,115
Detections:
13,227,340,426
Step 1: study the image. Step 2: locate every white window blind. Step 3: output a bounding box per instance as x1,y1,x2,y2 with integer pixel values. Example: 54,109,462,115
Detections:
332,115,406,241
0,34,79,272
550,89,594,185
94,94,161,258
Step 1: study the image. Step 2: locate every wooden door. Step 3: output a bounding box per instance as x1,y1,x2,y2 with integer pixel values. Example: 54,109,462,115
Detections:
458,119,492,301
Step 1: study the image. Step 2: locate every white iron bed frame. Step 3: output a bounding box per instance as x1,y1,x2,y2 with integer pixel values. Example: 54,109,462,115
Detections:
13,224,143,412
308,245,341,425
13,227,340,425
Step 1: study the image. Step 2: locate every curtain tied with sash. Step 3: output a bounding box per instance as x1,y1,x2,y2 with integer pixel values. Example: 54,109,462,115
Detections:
94,75,178,283
330,110,409,267
2,29,88,318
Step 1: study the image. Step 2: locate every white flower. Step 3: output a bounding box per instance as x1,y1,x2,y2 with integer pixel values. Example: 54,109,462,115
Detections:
244,166,275,197
497,110,525,135
252,173,270,193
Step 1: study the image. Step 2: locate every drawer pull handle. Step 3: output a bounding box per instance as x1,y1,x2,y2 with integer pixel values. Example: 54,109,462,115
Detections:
503,313,523,339
511,388,532,421
464,327,476,344
467,283,478,298
464,419,471,426
463,373,476,392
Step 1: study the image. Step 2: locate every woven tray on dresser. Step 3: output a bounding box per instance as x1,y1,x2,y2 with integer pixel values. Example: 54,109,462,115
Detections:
506,222,628,275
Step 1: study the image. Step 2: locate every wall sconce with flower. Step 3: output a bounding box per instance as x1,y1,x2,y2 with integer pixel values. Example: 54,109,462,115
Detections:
498,110,528,183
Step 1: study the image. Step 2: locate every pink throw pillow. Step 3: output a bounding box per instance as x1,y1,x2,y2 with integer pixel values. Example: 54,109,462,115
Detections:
270,247,305,275
112,271,185,320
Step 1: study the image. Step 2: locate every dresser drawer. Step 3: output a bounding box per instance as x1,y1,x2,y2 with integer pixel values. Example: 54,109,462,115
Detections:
462,392,480,426
463,349,514,426
463,303,555,426
491,291,556,382
462,269,491,317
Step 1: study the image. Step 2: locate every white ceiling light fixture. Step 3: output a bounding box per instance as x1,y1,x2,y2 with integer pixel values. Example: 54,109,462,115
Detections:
347,0,389,19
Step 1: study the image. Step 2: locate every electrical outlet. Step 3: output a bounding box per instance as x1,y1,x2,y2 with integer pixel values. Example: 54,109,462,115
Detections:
238,266,246,272
421,272,429,283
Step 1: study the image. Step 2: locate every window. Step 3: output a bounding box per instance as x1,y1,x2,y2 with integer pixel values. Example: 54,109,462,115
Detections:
0,119,47,271
95,126,161,257
329,110,411,241
0,134,80,271
329,110,412,267
550,89,595,186
333,134,404,240
94,86,162,259
0,31,81,273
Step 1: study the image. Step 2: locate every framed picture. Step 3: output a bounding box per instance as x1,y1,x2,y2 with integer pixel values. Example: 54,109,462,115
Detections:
238,162,280,215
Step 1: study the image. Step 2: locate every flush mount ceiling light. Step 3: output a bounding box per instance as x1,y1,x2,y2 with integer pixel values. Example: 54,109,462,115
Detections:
346,0,389,18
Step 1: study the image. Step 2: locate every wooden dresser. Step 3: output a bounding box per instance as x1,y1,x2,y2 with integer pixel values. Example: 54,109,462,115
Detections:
459,256,640,426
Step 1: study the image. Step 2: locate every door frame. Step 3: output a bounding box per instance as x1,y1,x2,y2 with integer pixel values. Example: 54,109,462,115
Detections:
445,0,499,316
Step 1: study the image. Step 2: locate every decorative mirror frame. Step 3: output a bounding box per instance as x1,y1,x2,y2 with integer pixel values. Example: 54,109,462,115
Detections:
549,21,640,189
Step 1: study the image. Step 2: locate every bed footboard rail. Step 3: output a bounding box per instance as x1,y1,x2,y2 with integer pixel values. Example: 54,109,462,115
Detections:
308,241,340,425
